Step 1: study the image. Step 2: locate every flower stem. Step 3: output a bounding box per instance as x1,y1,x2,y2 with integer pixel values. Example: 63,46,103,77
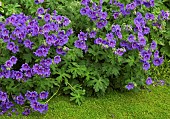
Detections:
45,86,60,104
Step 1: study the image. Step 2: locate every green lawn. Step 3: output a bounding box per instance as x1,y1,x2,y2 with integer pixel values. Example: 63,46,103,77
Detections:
2,85,170,119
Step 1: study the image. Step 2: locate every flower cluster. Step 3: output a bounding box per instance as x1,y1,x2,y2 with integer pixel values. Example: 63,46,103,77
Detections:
0,0,169,115
74,31,88,51
25,91,48,114
0,5,73,115
0,90,48,116
80,0,108,29
0,7,73,82
79,0,169,91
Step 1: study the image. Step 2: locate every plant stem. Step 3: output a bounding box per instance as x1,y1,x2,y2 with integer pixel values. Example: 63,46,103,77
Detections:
67,82,76,91
45,86,60,104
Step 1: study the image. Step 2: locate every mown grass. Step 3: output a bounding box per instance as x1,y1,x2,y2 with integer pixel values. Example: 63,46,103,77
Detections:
1,85,170,119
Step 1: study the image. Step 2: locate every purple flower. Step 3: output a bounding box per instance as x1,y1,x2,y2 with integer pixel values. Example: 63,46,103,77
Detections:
81,0,90,6
56,47,66,55
25,91,38,101
112,24,121,32
126,83,134,90
34,46,49,57
135,0,143,5
128,34,135,42
36,66,44,75
25,91,31,100
99,12,107,19
74,40,86,50
141,53,151,61
58,30,65,37
54,55,61,64
40,59,46,66
113,12,119,19
35,0,44,4
145,13,155,20
49,22,57,31
143,1,151,8
146,77,153,85
34,49,43,57
94,38,103,44
152,22,162,29
150,41,157,50
15,71,23,80
7,42,15,51
87,10,96,19
130,2,136,10
23,39,33,49
20,63,30,71
37,7,44,14
1,28,9,36
161,10,169,20
37,103,48,113
80,8,87,15
0,22,5,30
43,67,51,77
102,40,109,46
116,31,122,39
30,101,38,111
46,35,54,45
143,27,150,34
63,17,70,26
89,31,96,38
154,50,159,58
44,13,51,22
22,108,30,116
143,61,150,70
25,70,32,78
14,27,21,36
10,33,17,40
108,40,116,48
96,21,104,29
45,58,52,66
5,60,13,68
55,15,63,23
39,91,48,100
43,23,51,33
10,56,17,64
4,70,11,78
0,91,8,101
1,65,7,71
153,57,163,66
3,35,10,42
0,72,3,78
150,0,155,7
66,29,74,36
78,32,87,41
106,32,114,41
14,94,25,105
115,48,126,56
138,37,146,46
10,70,16,79
12,45,19,54
120,41,128,47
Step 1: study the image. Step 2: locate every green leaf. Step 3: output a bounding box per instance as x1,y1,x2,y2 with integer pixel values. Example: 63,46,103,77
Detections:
23,53,32,63
70,89,85,105
87,77,109,93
